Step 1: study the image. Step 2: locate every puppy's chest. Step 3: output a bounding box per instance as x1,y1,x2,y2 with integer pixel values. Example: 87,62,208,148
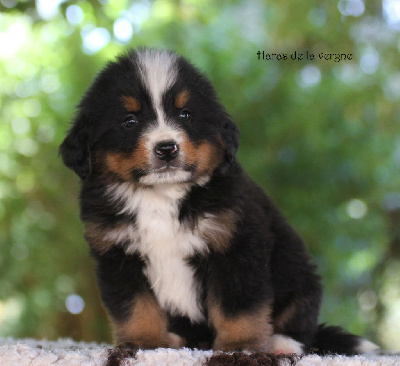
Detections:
112,185,208,322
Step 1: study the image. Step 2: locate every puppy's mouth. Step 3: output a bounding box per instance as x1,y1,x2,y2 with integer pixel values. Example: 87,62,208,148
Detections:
152,164,184,173
139,163,195,186
151,158,182,171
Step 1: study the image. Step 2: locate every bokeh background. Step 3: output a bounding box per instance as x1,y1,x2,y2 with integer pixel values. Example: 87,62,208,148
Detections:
0,0,399,350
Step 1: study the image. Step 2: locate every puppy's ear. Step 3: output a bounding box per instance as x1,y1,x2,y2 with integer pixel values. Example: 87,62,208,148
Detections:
59,113,92,180
220,115,240,170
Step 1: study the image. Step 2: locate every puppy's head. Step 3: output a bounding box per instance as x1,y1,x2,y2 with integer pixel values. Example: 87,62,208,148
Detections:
59,49,239,185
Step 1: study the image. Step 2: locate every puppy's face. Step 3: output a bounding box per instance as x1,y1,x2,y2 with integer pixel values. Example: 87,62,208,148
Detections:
60,49,239,186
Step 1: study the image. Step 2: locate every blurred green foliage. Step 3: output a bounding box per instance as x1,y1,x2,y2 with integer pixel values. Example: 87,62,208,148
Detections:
0,0,399,350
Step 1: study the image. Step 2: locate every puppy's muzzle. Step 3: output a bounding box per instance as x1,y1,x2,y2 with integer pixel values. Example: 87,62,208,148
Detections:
154,141,179,162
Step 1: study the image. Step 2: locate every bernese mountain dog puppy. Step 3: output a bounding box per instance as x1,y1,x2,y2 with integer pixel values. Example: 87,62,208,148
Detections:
59,48,378,355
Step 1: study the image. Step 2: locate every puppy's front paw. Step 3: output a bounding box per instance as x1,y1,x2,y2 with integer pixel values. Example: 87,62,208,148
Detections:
107,344,138,364
167,332,186,348
117,342,140,352
116,336,169,350
267,334,304,355
213,335,270,353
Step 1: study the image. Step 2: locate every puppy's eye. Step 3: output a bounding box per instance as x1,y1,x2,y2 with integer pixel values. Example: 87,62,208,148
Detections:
179,109,192,121
122,114,138,128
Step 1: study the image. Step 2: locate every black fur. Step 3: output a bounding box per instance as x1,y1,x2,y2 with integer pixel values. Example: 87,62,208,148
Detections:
312,325,364,355
60,48,375,355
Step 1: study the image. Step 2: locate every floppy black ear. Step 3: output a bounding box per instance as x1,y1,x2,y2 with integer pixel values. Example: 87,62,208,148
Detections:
59,113,92,180
217,115,240,174
221,115,240,164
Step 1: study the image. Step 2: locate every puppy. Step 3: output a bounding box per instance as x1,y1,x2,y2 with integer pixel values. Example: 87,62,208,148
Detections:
60,48,378,354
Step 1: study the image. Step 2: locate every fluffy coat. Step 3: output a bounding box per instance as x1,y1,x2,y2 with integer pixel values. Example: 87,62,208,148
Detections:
59,48,377,355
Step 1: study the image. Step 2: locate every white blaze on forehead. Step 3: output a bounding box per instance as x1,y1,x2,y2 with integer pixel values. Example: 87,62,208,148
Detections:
134,49,183,173
135,49,178,127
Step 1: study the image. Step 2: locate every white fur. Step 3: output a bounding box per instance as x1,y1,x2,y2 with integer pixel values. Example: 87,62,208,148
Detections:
356,339,380,354
140,126,187,185
3,338,400,365
268,334,304,354
135,50,192,186
142,119,182,166
139,169,192,186
106,50,214,321
104,223,139,244
136,49,178,128
107,182,208,322
145,123,182,146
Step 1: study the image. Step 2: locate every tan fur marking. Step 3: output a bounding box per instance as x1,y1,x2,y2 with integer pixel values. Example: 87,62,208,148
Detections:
274,301,298,333
208,298,273,351
113,292,169,348
199,210,237,253
84,222,136,254
175,89,190,108
180,134,223,178
122,95,141,112
167,332,187,348
180,135,197,166
105,137,148,179
196,141,223,176
84,222,114,254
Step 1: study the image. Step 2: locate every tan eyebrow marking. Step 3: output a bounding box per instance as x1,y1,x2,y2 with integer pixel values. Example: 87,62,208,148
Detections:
175,90,190,108
122,95,141,112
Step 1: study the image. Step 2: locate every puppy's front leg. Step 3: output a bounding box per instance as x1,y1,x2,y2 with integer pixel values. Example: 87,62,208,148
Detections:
112,292,169,349
94,247,170,349
208,297,273,352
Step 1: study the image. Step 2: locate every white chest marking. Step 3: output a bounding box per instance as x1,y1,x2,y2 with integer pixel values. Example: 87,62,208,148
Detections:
108,182,208,322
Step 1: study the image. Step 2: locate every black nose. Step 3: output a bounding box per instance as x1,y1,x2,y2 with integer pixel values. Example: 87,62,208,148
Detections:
154,141,179,161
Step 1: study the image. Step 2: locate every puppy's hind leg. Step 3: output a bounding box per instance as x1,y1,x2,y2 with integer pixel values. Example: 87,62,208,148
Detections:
271,287,322,354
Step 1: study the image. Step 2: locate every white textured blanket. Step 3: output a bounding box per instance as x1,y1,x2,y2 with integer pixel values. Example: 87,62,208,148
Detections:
0,338,398,366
